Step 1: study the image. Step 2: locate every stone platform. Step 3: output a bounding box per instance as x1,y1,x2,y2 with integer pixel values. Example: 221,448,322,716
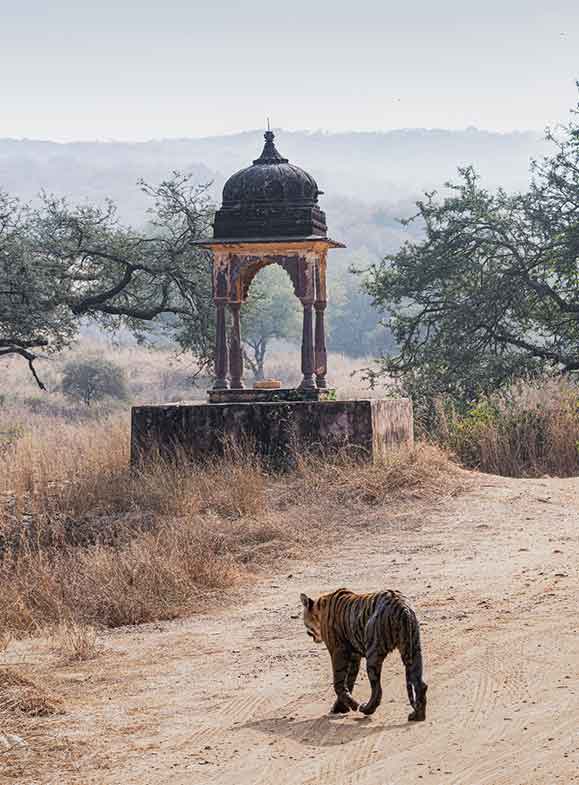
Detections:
131,399,413,469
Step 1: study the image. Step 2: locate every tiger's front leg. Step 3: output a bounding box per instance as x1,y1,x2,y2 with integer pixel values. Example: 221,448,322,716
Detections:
346,654,361,694
330,648,360,714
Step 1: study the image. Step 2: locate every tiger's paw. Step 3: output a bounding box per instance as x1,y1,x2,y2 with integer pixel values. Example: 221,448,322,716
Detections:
408,707,426,722
330,700,350,714
358,702,376,716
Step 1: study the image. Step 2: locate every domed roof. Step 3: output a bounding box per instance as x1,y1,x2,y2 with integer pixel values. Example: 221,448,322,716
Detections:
221,131,322,206
213,131,327,240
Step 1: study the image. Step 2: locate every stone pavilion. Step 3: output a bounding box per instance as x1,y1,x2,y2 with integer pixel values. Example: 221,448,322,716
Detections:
131,131,413,466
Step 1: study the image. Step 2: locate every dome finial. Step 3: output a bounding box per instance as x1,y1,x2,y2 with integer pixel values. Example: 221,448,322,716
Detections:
253,124,288,165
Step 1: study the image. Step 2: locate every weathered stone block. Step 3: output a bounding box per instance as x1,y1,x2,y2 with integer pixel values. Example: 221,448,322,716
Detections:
131,399,413,468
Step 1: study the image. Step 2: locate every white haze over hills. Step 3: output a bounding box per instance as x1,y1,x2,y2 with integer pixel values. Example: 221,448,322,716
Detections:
0,128,550,268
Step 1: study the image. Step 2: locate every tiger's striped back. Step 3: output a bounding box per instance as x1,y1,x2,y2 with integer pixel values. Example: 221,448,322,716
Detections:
317,588,418,656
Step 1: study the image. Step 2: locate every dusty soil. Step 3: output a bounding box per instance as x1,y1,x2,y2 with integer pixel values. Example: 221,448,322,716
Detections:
2,473,578,785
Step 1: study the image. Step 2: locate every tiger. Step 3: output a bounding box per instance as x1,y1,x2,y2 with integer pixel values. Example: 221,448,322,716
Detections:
300,587,427,721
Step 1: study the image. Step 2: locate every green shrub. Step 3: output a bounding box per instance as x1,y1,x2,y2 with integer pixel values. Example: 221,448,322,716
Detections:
61,357,128,406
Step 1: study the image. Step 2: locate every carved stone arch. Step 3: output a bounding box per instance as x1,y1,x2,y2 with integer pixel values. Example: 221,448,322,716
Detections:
241,255,301,301
240,259,270,301
276,256,301,299
204,238,343,394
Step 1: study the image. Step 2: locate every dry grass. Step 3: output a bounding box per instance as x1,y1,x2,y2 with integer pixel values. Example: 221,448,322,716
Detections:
0,411,463,636
0,669,63,718
0,335,205,409
435,375,579,477
0,632,11,653
0,417,269,535
294,442,463,506
0,666,64,779
49,621,100,664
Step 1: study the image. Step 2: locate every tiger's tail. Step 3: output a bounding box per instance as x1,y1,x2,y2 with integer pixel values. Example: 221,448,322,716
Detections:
401,607,427,715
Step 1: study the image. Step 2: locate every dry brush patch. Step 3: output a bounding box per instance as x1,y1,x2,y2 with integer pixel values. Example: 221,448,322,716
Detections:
0,669,63,718
0,417,465,636
433,375,579,478
0,666,66,780
293,442,464,506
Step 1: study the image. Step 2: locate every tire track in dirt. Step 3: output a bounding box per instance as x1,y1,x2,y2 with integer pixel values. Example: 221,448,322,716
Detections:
178,692,272,752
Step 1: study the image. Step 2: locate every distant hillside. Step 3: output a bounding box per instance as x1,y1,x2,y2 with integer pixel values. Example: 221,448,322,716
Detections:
0,128,548,224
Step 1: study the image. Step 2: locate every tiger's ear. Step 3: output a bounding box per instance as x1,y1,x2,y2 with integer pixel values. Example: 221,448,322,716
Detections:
300,593,313,610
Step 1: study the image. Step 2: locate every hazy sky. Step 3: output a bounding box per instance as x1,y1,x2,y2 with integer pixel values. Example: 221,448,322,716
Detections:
1,0,577,141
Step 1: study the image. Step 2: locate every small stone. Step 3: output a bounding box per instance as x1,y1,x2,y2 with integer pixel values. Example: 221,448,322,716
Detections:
0,734,27,750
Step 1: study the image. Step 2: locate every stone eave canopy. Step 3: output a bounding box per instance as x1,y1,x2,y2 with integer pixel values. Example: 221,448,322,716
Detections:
192,236,345,249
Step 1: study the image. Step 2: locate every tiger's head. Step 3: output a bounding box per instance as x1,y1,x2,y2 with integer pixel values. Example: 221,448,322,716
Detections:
300,593,322,643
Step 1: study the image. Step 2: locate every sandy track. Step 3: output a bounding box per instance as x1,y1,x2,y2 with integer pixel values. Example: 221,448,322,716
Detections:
4,474,579,785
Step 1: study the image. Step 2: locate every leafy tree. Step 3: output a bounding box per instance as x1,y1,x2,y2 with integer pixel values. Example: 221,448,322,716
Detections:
328,268,395,358
61,357,128,406
0,173,214,387
364,94,579,416
0,191,75,388
241,265,301,379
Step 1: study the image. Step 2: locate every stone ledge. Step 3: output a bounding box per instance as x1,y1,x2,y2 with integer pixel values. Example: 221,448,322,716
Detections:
207,387,336,404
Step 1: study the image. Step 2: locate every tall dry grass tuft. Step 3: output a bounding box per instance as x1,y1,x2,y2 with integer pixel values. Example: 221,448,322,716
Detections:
434,375,579,477
50,621,99,663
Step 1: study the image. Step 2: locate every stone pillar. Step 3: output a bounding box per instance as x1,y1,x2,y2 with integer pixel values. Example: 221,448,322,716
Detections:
229,303,244,389
299,301,316,390
314,302,328,388
213,303,229,390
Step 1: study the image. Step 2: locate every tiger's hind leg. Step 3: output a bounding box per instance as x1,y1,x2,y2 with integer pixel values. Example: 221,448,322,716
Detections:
330,648,360,714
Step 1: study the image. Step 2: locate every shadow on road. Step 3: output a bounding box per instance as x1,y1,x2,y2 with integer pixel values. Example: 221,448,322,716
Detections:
240,713,410,747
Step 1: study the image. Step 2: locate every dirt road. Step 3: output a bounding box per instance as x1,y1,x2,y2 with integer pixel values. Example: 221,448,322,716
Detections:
5,473,579,784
